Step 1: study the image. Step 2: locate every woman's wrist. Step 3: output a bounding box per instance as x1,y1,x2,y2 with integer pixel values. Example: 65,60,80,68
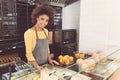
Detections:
48,56,52,61
29,61,39,67
36,65,40,69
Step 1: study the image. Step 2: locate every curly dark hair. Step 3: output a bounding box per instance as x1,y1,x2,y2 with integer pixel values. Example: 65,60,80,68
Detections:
31,4,56,26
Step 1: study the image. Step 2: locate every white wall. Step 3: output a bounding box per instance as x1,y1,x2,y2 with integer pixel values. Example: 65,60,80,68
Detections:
79,0,120,52
62,1,80,29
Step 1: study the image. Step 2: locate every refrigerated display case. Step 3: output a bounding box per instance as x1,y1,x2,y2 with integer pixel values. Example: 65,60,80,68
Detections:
78,48,120,80
2,48,120,80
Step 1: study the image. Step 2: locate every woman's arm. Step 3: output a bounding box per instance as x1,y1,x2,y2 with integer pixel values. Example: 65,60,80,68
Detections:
24,30,41,69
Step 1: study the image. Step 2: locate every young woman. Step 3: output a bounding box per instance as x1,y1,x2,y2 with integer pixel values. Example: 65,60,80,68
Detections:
24,4,59,70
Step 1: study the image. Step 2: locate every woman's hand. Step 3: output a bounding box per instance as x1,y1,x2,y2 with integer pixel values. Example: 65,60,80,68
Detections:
29,61,42,71
49,59,60,65
36,65,43,71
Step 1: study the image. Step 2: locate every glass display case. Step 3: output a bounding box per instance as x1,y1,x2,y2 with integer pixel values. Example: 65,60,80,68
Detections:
76,48,120,80
2,48,120,80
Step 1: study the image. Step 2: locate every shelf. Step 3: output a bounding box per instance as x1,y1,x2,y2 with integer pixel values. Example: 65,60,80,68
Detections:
0,0,28,45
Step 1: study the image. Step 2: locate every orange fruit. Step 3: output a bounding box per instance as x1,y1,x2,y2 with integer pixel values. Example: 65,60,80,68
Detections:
79,54,85,58
69,56,74,63
91,52,97,57
59,58,64,64
58,55,63,60
63,55,69,61
75,53,80,58
62,57,67,62
65,59,70,65
64,55,69,59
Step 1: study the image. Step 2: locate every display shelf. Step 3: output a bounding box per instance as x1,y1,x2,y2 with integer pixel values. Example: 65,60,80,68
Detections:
48,48,120,80
2,48,120,80
75,48,120,80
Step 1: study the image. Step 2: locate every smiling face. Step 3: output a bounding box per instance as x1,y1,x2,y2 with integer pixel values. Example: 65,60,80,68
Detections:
36,14,49,29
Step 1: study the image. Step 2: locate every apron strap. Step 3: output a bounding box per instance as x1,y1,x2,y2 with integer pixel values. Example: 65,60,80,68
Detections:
35,27,39,40
43,29,48,39
35,27,48,40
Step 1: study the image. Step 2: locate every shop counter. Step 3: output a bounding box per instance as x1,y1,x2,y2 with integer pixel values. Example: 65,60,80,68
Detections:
2,48,120,80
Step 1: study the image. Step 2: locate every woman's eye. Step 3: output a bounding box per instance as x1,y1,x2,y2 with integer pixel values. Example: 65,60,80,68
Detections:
41,18,44,20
